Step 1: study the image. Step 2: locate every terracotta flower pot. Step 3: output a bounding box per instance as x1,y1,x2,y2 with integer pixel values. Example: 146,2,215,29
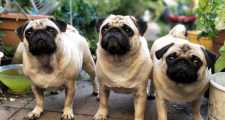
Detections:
187,30,213,51
212,31,225,56
0,13,50,51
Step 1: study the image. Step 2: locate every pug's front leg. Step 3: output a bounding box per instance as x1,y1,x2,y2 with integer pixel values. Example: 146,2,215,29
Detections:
28,85,44,119
94,87,110,120
156,95,169,120
62,83,76,120
191,96,203,120
133,90,147,120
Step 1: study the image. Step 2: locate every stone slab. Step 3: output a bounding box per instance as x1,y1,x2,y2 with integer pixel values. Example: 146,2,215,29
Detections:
0,106,18,120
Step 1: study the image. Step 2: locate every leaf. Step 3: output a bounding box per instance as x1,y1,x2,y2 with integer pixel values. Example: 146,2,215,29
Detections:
197,31,203,41
219,41,225,53
209,13,217,20
202,3,209,13
199,0,208,8
197,31,209,40
215,55,225,73
215,41,225,73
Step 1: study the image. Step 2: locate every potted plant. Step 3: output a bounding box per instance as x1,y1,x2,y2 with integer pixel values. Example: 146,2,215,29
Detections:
195,0,225,56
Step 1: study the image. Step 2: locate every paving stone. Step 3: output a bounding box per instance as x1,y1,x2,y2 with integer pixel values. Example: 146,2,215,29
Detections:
0,106,18,120
1,97,33,109
9,108,62,120
3,80,208,120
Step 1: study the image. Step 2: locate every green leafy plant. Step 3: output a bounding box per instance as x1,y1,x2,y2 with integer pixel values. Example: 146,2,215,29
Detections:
53,0,98,54
195,0,224,40
111,0,157,19
6,43,18,52
195,0,225,73
86,0,120,17
214,41,225,73
4,0,31,14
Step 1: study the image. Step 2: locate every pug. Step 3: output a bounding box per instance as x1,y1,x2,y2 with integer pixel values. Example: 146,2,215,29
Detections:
149,24,218,120
15,17,98,120
93,15,153,120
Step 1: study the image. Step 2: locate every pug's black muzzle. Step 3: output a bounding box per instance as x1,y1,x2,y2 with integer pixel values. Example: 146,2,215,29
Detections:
166,57,198,84
101,26,131,55
28,30,57,56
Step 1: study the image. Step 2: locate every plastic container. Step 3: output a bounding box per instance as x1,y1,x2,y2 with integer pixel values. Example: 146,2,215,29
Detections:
207,72,225,120
187,30,213,51
0,64,31,94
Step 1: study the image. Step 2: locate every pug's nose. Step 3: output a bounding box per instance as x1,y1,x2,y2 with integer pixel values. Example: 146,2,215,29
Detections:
179,60,186,65
111,29,119,33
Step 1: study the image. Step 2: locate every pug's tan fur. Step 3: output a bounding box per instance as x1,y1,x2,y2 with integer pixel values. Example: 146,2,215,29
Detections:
16,18,98,120
94,15,153,120
149,25,216,120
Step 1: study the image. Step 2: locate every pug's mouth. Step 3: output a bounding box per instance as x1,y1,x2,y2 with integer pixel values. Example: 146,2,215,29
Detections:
28,30,57,56
167,67,197,84
101,26,131,55
166,56,201,84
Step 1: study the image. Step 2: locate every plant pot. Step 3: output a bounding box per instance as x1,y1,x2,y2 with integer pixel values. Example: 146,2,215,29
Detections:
168,14,197,31
0,13,50,51
212,31,225,56
207,72,225,120
187,30,212,51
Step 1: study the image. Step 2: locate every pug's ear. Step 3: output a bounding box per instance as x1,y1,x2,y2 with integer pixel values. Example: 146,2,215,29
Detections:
96,18,106,32
48,17,67,32
201,47,218,69
130,16,148,36
15,21,29,42
155,43,174,60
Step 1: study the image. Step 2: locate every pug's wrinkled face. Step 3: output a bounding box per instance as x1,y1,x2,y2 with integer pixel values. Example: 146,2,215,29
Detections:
155,42,218,84
16,17,67,56
96,15,148,55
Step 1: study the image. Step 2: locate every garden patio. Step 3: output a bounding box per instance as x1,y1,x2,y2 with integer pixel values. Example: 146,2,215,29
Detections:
0,0,225,120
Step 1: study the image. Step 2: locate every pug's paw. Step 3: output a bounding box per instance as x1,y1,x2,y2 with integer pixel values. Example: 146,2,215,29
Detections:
62,108,74,120
92,91,99,96
93,113,107,120
96,94,100,101
61,113,74,120
28,111,41,120
147,93,155,100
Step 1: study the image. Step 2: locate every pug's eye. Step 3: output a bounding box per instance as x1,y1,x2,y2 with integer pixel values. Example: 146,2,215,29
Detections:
25,31,32,37
102,26,108,32
125,28,131,33
194,59,202,66
167,56,174,62
49,29,55,32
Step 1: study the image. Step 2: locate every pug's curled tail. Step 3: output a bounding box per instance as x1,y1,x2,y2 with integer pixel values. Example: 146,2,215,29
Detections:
169,24,186,39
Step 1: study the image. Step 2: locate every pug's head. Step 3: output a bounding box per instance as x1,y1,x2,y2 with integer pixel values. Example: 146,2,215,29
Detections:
155,42,218,84
15,17,67,56
96,15,148,55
